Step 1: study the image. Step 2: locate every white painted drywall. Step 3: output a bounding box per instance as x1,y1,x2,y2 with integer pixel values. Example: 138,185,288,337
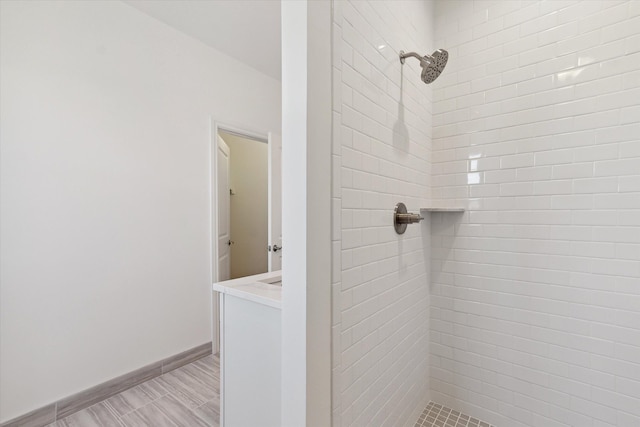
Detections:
0,0,280,421
281,2,310,423
218,132,269,279
123,0,282,81
281,1,332,425
331,1,435,426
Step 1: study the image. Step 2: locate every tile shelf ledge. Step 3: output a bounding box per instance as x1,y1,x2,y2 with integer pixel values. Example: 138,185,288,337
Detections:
420,207,465,212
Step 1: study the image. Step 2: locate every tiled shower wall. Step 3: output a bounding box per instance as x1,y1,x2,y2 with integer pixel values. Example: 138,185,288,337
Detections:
431,1,640,426
331,1,435,425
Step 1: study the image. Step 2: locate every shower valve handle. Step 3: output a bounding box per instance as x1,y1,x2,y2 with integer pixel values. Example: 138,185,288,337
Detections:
394,202,423,235
395,213,424,224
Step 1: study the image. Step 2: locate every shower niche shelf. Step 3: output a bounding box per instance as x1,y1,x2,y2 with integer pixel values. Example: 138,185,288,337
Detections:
420,206,465,213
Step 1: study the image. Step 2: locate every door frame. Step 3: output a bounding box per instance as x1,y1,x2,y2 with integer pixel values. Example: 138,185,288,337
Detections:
210,119,270,354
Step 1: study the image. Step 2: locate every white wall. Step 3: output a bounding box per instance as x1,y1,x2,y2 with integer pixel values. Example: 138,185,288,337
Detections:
331,1,435,425
0,0,280,421
281,1,332,425
219,132,269,279
431,1,640,426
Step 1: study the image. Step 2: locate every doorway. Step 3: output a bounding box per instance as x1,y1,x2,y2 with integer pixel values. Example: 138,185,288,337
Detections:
210,121,282,352
217,130,269,280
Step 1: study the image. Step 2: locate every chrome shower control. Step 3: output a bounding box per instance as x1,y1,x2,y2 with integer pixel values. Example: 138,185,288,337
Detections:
394,202,424,234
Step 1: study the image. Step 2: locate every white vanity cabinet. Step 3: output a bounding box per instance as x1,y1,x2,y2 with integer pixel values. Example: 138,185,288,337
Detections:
213,271,282,427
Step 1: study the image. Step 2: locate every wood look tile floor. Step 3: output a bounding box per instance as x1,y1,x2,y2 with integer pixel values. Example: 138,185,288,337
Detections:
48,355,220,427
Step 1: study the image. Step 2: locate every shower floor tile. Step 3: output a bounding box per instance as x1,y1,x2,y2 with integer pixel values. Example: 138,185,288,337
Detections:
415,402,494,427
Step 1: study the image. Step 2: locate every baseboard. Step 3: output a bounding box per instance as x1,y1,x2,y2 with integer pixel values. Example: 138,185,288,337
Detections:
1,342,212,427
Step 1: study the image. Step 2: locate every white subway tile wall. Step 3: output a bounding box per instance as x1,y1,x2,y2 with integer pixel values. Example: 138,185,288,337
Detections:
332,1,435,426
431,1,640,426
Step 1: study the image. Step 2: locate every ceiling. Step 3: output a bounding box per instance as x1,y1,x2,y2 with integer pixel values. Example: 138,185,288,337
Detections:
123,0,281,81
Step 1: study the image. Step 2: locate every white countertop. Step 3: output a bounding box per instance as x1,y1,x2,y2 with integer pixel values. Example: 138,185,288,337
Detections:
212,270,282,309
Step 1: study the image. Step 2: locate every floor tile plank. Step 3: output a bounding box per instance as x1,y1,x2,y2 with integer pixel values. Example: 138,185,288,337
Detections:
57,402,124,427
193,399,221,427
162,367,216,402
120,402,177,427
105,384,157,417
154,375,207,409
151,395,209,427
53,354,220,426
137,377,171,400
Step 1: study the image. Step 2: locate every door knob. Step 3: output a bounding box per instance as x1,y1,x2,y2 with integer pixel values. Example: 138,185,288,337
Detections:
268,244,282,253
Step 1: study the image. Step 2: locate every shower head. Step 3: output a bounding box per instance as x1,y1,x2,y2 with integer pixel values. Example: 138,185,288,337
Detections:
399,49,448,84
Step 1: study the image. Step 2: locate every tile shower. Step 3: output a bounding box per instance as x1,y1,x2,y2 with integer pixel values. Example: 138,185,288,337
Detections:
332,0,640,426
2,1,639,426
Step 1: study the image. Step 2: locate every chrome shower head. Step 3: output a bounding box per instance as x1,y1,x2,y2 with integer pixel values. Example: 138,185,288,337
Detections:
399,49,448,84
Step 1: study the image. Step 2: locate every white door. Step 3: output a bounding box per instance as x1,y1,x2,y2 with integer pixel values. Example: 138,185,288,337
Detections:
268,132,282,271
217,136,231,281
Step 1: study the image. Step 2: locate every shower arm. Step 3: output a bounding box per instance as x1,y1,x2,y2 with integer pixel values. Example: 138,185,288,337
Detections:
399,50,432,65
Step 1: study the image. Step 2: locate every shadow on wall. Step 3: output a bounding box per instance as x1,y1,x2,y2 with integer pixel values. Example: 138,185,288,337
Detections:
396,232,407,278
393,65,410,152
421,214,432,282
428,212,464,289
